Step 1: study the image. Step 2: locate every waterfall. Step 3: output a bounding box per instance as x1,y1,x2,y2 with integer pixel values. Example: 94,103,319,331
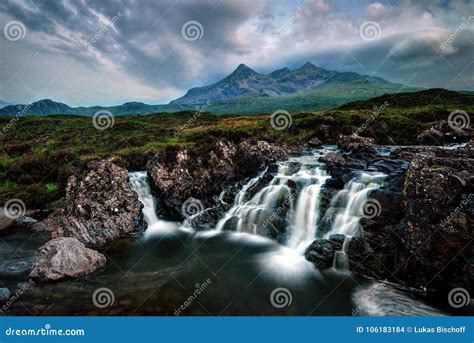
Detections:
129,171,159,226
324,172,386,238
129,171,179,235
215,149,331,248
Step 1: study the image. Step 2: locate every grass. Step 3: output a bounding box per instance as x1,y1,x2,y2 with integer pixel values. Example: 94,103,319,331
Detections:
0,90,472,209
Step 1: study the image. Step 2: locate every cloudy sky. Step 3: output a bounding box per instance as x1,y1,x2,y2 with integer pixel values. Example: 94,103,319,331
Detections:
0,0,473,106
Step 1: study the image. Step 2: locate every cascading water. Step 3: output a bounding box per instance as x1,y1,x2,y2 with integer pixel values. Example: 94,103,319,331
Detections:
215,149,332,250
129,171,179,236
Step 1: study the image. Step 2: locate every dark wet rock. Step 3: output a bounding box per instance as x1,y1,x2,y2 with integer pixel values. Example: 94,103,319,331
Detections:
30,237,106,281
351,149,473,293
416,120,472,145
329,234,345,251
305,239,334,269
219,215,240,232
305,137,323,148
147,140,289,220
36,159,144,248
337,135,377,154
186,203,231,230
0,288,10,303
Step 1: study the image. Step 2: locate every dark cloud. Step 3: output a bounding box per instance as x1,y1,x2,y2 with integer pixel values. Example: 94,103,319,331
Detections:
0,0,472,105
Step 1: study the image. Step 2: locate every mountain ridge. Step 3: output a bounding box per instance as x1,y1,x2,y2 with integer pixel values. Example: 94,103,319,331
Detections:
0,62,426,116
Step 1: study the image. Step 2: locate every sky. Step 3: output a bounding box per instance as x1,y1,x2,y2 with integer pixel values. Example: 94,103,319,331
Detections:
0,0,473,106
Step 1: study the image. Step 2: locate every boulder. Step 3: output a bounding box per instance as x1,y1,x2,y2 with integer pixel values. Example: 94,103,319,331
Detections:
337,135,377,154
416,120,472,145
305,239,334,268
37,159,144,248
147,140,288,220
305,137,323,148
0,287,10,303
30,237,106,281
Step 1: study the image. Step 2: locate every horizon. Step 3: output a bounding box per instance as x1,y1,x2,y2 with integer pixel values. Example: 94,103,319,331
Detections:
1,0,473,107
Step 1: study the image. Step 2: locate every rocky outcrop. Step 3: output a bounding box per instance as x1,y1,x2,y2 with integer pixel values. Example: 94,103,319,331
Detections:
36,159,144,248
337,135,377,154
350,148,473,294
147,140,289,219
416,120,472,145
305,239,334,268
30,237,106,281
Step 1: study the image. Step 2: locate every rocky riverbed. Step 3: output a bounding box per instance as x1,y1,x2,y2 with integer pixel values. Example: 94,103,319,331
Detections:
0,129,472,315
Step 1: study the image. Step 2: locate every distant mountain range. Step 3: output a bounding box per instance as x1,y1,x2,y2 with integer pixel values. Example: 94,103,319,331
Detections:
0,62,424,116
0,100,11,109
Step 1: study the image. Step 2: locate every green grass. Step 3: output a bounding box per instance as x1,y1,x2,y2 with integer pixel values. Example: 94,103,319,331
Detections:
0,90,472,209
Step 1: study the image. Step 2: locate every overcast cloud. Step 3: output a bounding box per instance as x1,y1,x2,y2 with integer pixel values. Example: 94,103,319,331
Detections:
0,0,473,106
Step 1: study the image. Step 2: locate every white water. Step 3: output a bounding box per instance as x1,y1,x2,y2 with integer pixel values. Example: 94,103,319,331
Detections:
129,171,179,237
324,172,386,238
215,149,331,250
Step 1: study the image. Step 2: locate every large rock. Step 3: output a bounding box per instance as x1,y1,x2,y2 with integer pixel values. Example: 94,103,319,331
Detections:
337,135,377,154
416,120,472,145
305,239,334,269
37,159,144,248
147,140,288,219
30,237,106,281
349,149,473,294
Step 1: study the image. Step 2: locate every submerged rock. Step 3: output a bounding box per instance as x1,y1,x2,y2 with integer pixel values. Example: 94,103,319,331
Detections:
305,239,334,269
30,237,106,281
147,140,289,220
36,159,144,248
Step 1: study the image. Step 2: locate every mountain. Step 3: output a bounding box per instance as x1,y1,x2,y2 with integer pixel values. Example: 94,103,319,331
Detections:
0,100,12,109
170,62,341,106
0,62,425,116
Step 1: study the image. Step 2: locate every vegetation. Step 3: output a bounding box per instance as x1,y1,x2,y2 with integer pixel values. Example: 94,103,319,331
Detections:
1,90,472,209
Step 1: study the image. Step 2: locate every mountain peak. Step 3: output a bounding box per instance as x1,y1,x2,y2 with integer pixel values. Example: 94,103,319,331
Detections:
230,63,257,79
297,62,321,71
